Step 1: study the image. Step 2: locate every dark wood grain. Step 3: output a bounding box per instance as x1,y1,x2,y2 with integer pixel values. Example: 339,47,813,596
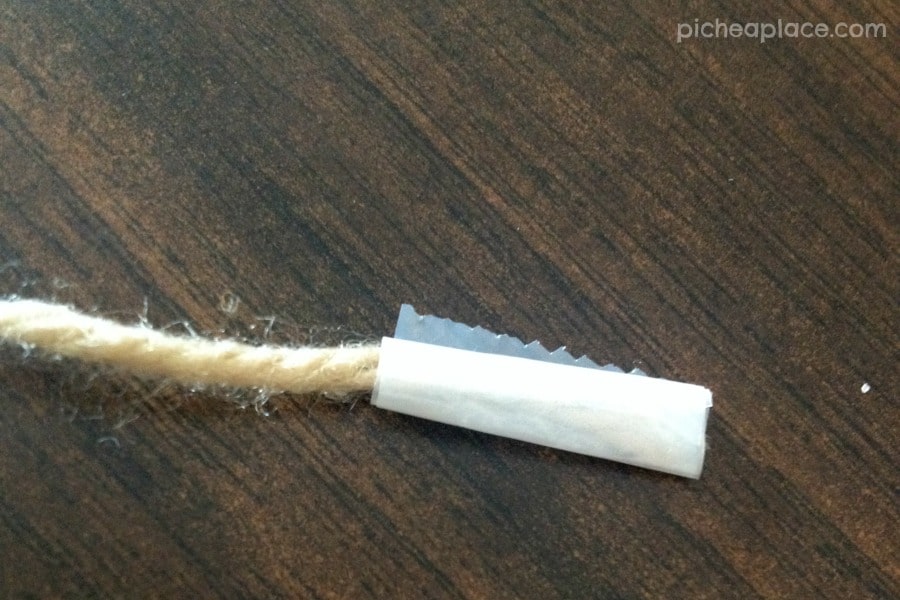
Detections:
1,1,897,597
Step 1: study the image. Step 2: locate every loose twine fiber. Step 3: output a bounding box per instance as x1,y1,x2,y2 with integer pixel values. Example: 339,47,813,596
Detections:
0,299,380,393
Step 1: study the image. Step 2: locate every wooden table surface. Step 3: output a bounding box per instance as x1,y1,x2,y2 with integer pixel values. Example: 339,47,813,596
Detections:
1,1,897,598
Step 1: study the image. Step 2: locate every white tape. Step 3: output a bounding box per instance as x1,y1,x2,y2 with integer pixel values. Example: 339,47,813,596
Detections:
372,337,712,478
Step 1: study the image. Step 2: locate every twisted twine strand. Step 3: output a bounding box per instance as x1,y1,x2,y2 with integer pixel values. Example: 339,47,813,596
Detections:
0,299,380,393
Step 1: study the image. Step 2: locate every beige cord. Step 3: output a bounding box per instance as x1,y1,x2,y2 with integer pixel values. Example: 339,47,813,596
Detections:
1,298,715,477
0,299,379,393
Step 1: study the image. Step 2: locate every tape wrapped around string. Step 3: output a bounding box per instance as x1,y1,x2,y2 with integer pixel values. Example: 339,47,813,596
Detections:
0,299,712,478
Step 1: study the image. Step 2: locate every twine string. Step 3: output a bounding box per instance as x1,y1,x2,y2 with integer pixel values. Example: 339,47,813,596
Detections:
0,299,380,393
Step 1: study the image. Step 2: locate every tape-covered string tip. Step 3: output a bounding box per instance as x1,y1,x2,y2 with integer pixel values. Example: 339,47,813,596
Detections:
374,304,712,478
372,336,712,478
